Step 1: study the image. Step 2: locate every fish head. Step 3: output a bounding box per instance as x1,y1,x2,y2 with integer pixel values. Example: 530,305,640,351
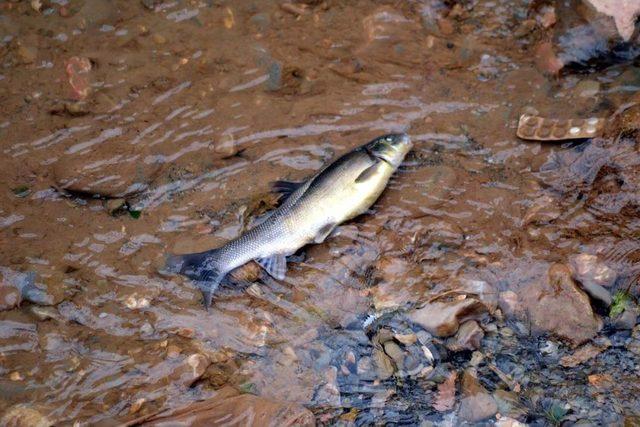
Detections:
366,133,412,168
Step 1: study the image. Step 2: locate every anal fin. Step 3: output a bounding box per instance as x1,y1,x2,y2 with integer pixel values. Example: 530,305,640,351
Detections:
256,254,287,280
315,223,337,244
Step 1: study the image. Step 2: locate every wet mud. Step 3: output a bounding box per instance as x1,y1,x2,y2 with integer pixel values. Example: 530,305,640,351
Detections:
1,0,640,425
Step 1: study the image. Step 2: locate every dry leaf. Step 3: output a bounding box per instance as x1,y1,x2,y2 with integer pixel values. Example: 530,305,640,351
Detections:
433,371,457,412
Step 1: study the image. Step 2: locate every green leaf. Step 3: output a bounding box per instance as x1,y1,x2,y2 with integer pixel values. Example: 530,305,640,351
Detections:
609,290,631,318
12,185,30,197
128,210,142,219
544,403,568,425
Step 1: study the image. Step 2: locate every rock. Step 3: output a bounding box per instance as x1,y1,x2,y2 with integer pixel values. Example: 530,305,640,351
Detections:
76,0,117,29
459,279,497,313
495,418,527,427
172,353,210,387
523,195,561,225
534,41,563,75
575,79,601,97
582,0,640,41
409,298,487,337
21,270,67,306
446,320,484,352
315,366,340,406
373,348,395,380
559,338,611,367
371,257,423,310
498,291,524,318
14,43,38,65
0,281,21,311
0,405,52,427
569,254,617,305
520,263,602,346
383,341,405,370
493,389,527,420
612,299,638,330
569,254,617,288
137,386,315,426
458,369,498,422
65,56,92,100
106,198,126,215
141,0,162,10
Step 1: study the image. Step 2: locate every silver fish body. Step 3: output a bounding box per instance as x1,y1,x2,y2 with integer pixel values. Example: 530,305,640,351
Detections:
168,133,412,306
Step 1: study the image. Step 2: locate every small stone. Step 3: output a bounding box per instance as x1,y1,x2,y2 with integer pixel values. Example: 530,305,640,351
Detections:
373,348,395,380
187,354,209,379
394,332,417,345
0,283,21,311
469,351,484,366
612,300,638,330
446,320,484,352
106,198,126,215
152,33,166,44
21,271,66,306
357,356,373,375
576,80,600,97
523,195,561,225
534,41,563,75
15,43,38,64
436,17,454,35
166,345,181,359
409,298,487,337
498,291,523,318
130,398,145,414
141,0,161,10
0,405,52,427
537,5,556,28
458,369,498,422
383,341,405,370
63,101,90,116
213,133,239,158
9,371,23,381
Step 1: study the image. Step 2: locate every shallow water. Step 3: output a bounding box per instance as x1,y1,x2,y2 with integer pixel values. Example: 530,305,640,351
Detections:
1,0,639,425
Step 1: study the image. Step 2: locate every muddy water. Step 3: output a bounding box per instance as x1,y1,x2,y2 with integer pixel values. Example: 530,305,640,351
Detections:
1,0,640,425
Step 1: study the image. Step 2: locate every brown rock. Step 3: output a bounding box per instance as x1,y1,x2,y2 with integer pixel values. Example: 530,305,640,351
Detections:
560,338,611,367
569,254,617,288
521,263,602,346
0,405,52,427
409,298,487,337
0,283,21,311
458,369,498,422
498,291,524,318
137,386,315,426
534,41,563,75
446,320,484,352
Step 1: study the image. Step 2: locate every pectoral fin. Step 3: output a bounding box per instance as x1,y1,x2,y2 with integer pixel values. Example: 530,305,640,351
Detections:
355,162,380,183
315,223,337,244
256,254,287,280
271,180,303,205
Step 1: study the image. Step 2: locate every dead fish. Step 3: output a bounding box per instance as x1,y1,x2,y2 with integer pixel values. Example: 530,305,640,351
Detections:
167,133,413,306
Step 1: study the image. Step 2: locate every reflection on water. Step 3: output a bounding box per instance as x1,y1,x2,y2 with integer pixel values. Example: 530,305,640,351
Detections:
1,0,640,425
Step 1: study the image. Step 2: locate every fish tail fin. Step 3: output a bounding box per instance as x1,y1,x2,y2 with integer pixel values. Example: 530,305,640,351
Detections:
165,250,226,308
